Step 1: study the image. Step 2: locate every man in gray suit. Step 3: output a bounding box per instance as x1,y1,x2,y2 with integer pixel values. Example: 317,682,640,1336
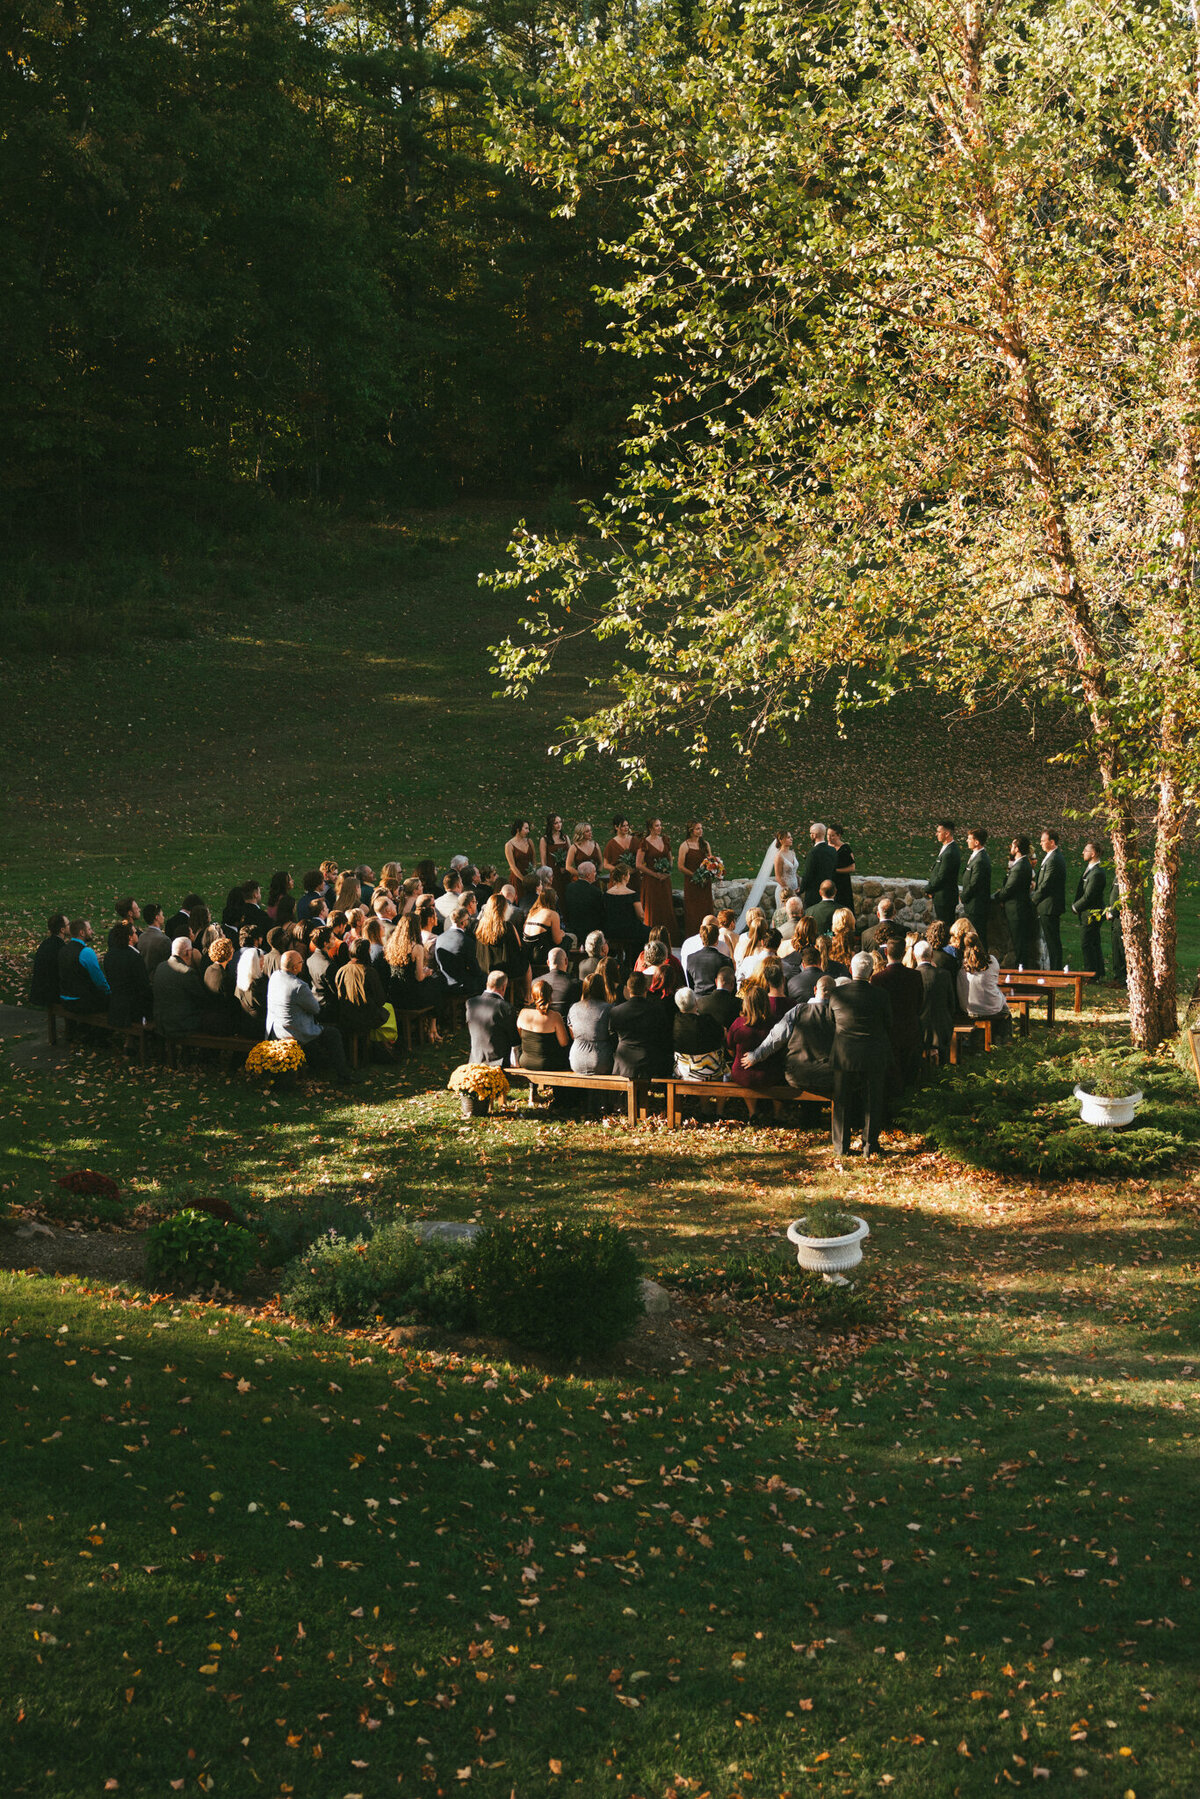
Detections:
152,939,205,1039
266,950,356,1082
1033,829,1067,969
466,971,519,1066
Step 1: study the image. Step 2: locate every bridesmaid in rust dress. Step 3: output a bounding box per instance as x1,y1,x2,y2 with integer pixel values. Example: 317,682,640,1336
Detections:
603,814,639,883
636,816,675,945
677,819,722,939
504,819,536,897
566,820,602,878
540,812,571,902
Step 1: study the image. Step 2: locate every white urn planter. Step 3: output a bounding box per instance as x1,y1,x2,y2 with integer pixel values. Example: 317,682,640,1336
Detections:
1073,1085,1142,1129
787,1214,870,1278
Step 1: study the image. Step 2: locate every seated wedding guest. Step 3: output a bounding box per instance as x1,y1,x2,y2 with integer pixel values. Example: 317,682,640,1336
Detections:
543,946,581,1014
418,899,440,951
685,917,732,995
436,869,465,926
198,922,226,970
593,957,624,1003
740,974,838,1097
517,979,572,1072
926,918,959,973
355,865,376,907
764,956,790,1021
735,909,772,984
361,915,389,973
610,971,673,1079
698,965,741,1033
860,896,895,953
379,861,404,904
500,882,528,940
563,862,606,942
828,953,894,1159
914,939,955,1064
568,973,615,1074
807,880,840,936
137,905,171,977
333,871,361,913
399,875,422,916
475,892,528,1002
260,925,290,987
956,937,1013,1041
273,892,297,928
267,950,356,1083
386,913,444,1033
266,871,293,919
579,931,608,983
716,909,739,963
603,863,647,962
829,909,857,978
30,915,70,1008
152,938,204,1039
778,896,805,943
105,920,152,1026
164,893,204,942
643,939,684,999
872,934,925,1091
59,920,111,1014
306,926,341,1009
297,870,326,922
466,970,519,1066
318,858,339,900
114,896,141,932
372,889,398,928
235,924,267,1034
474,864,498,907
902,929,921,968
523,884,565,975
416,858,438,899
727,976,783,1089
672,986,727,1081
334,940,388,1040
187,906,212,952
237,881,269,936
435,905,484,997
198,936,240,1032
785,944,825,1005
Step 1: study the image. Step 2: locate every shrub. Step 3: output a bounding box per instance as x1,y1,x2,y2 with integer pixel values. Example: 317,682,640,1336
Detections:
907,1036,1200,1178
464,1217,643,1359
145,1208,258,1292
261,1193,378,1270
280,1224,477,1331
795,1201,857,1239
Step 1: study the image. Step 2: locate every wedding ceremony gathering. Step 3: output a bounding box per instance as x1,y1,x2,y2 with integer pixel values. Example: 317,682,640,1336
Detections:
5,0,1200,1794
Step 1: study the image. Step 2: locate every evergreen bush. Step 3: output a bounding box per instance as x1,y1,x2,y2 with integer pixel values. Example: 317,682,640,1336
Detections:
280,1224,476,1331
464,1217,642,1359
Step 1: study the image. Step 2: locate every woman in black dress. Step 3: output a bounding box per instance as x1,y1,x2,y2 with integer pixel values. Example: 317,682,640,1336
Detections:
475,893,529,1002
517,979,572,1072
603,863,647,971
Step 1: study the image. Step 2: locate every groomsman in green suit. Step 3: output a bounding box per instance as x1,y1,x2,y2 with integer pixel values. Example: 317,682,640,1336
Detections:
1072,840,1108,976
1033,828,1067,969
927,821,962,927
960,827,992,952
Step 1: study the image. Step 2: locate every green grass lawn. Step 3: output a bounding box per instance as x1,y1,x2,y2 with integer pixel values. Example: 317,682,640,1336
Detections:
3,498,1200,1795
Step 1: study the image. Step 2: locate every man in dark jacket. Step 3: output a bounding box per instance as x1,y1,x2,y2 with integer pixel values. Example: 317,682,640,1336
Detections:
152,939,205,1038
914,940,955,1064
960,829,992,952
104,921,153,1026
610,972,673,1079
827,954,895,1157
30,915,69,1007
872,936,925,1092
58,921,111,1014
305,927,340,1009
994,836,1036,967
800,825,839,908
1033,829,1067,969
435,906,484,996
466,972,519,1065
164,894,204,943
563,865,606,941
784,946,825,1005
542,947,581,1014
927,821,962,927
685,918,731,995
137,905,172,978
697,967,741,1033
1072,841,1108,977
741,977,837,1096
806,880,840,936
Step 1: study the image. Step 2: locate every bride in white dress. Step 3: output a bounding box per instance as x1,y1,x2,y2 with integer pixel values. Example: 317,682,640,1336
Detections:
735,828,798,933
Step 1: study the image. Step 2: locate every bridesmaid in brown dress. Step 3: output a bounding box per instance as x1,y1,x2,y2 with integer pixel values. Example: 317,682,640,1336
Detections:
504,819,536,897
540,812,571,902
566,820,602,878
603,814,639,882
678,819,723,938
636,816,675,945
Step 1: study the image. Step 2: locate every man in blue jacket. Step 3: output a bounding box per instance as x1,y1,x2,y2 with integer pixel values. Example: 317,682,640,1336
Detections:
58,920,111,1014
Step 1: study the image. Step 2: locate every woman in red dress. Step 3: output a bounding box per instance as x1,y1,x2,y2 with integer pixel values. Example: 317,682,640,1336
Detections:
636,816,675,945
677,819,722,939
540,812,571,902
603,815,640,882
566,820,602,878
504,819,536,898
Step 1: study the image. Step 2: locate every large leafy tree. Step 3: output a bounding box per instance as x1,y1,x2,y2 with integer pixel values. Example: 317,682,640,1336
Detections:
491,0,1200,1048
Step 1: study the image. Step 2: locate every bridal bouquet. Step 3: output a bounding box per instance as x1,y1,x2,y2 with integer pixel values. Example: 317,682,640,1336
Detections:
689,854,724,886
651,854,672,876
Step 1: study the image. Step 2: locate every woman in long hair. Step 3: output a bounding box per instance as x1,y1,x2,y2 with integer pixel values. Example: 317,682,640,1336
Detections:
505,819,536,896
566,820,602,878
829,908,857,978
603,814,639,880
266,871,292,920
475,892,529,1002
522,883,564,976
636,816,675,944
678,819,723,939
384,911,442,1039
540,813,572,902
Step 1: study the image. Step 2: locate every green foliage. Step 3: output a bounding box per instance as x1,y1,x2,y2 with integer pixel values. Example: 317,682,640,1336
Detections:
280,1224,477,1333
654,1243,873,1326
1071,1048,1144,1099
260,1194,378,1272
795,1202,858,1241
145,1208,257,1292
909,1040,1200,1178
465,1217,643,1359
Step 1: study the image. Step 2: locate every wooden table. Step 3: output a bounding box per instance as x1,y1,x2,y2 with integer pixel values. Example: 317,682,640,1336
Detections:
998,968,1094,1012
999,978,1056,1025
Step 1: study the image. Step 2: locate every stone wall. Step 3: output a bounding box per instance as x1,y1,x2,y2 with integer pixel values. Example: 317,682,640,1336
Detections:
711,874,934,932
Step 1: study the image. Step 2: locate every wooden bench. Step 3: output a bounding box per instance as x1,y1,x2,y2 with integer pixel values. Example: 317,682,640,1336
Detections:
999,968,1092,1013
951,1018,992,1062
999,978,1057,1025
505,1067,652,1126
161,1031,253,1069
394,1006,439,1052
47,1005,152,1066
1004,998,1033,1038
662,1077,830,1129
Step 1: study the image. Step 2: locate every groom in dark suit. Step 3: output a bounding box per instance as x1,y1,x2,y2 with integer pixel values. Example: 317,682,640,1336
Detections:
927,821,961,927
1033,829,1067,969
960,828,991,951
1072,841,1108,977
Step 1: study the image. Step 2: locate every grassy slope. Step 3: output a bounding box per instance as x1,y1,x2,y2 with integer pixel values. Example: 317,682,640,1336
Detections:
7,498,1194,979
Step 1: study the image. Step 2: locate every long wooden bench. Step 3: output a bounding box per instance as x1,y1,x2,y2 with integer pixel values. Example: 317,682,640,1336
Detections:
662,1077,830,1129
506,1067,653,1126
999,968,1092,1013
161,1031,253,1068
47,1004,151,1066
999,979,1057,1025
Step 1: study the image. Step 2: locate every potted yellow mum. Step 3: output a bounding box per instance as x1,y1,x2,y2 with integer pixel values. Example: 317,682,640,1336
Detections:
448,1063,509,1118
